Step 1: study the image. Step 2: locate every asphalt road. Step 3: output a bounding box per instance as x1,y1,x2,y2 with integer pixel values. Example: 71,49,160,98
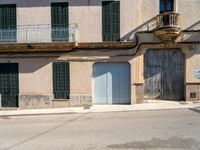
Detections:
0,109,200,150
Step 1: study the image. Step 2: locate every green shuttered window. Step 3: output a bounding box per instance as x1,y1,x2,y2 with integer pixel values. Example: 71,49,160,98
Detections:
51,2,69,42
53,62,70,99
102,1,120,41
0,4,16,43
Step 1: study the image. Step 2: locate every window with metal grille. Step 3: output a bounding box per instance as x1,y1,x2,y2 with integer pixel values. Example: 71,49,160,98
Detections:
0,4,16,43
102,1,120,41
53,62,70,99
160,0,174,13
51,2,69,42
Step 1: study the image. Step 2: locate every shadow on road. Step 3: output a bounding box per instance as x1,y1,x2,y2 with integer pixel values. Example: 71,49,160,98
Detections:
188,107,200,114
0,116,11,120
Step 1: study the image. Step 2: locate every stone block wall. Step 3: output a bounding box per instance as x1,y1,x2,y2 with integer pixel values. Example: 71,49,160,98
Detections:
19,94,92,109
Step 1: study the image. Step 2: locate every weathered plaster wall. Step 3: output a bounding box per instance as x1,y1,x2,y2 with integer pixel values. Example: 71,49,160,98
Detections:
0,56,135,108
68,57,135,105
19,58,54,95
0,0,140,42
141,0,159,24
184,46,200,101
141,0,200,30
0,58,55,95
120,0,140,41
185,50,200,83
0,0,199,42
0,0,199,106
178,0,200,30
70,62,93,95
0,57,55,109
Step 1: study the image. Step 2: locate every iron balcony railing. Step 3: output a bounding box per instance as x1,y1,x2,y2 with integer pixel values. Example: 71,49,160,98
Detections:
0,24,78,44
156,11,180,29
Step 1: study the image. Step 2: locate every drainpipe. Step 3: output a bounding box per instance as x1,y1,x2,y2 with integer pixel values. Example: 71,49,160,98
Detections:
114,31,200,57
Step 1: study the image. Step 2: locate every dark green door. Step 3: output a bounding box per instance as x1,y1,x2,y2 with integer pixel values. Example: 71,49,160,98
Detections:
0,63,19,107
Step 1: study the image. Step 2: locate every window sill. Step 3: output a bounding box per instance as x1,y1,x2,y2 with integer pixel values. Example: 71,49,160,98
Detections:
52,99,70,101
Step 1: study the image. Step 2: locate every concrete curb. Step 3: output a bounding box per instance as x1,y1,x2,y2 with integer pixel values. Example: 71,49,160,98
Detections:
0,102,200,117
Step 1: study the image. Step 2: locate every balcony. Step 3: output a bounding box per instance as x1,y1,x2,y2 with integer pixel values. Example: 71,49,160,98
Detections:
0,24,78,52
154,12,181,41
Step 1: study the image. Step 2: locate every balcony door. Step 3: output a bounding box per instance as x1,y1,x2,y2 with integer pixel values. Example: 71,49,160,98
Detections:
0,4,16,43
102,1,120,41
51,2,68,42
160,0,174,13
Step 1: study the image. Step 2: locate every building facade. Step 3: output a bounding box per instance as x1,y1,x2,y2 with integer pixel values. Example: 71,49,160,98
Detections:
0,0,200,109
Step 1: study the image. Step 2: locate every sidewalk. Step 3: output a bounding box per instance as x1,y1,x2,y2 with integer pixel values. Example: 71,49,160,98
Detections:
0,100,200,116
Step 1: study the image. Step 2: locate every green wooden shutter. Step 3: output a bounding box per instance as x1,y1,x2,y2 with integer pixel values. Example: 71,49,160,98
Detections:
53,62,70,99
102,1,111,41
0,4,16,43
7,63,19,107
112,1,120,41
51,3,69,42
102,1,120,41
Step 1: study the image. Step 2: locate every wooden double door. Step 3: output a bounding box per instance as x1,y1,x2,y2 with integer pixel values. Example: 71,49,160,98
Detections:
144,50,184,100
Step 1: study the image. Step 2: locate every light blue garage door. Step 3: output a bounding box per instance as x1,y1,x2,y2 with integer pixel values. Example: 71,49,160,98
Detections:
93,63,130,104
